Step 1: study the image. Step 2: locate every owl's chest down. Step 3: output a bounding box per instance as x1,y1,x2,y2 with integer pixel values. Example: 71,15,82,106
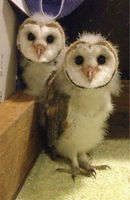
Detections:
56,89,113,157
23,62,56,96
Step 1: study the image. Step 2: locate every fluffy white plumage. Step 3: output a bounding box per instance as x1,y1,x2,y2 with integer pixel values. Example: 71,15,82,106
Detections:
17,13,66,96
45,33,121,177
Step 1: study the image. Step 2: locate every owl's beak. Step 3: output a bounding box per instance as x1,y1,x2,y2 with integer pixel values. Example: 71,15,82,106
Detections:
82,66,99,82
34,45,46,58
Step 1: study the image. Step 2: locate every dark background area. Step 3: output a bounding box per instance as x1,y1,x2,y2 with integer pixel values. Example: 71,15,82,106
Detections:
58,0,129,80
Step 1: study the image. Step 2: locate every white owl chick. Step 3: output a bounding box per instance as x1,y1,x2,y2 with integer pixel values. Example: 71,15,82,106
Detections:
17,13,66,96
44,33,121,179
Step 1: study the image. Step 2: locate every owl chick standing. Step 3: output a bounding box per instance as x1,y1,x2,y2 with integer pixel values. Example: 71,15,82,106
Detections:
17,13,66,96
44,33,121,178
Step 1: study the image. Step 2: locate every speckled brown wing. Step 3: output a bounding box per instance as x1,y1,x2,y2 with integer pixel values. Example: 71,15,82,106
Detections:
45,72,70,159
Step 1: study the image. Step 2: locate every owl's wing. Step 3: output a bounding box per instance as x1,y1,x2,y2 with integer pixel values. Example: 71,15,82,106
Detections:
108,70,121,97
44,72,70,159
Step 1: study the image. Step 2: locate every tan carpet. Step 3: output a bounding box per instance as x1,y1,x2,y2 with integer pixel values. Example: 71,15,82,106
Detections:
16,139,130,200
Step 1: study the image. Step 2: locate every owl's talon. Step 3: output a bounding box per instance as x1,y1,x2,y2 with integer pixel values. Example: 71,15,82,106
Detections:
85,168,96,178
105,165,111,170
93,164,111,170
91,168,96,176
91,172,96,179
56,167,96,179
90,168,96,175
72,174,76,182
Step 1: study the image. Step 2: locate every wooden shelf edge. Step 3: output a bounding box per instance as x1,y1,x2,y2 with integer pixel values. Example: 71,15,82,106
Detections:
0,92,41,200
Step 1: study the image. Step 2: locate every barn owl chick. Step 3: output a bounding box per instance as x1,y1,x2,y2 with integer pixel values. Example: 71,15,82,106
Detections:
17,13,66,96
43,32,121,179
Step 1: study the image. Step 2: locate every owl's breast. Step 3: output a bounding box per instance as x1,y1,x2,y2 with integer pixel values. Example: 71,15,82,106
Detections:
22,62,56,96
65,88,113,135
56,89,114,157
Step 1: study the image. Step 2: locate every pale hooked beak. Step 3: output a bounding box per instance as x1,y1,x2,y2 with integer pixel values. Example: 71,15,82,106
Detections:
82,66,99,82
34,44,46,58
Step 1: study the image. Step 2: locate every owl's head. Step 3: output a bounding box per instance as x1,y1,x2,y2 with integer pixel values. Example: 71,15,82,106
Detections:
17,13,65,63
64,33,118,89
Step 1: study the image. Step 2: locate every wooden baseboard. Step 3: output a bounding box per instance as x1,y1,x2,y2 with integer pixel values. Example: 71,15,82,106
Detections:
0,92,41,200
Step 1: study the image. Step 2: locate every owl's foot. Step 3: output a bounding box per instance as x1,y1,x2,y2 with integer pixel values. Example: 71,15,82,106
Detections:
80,162,111,173
78,153,111,174
91,164,111,170
56,167,96,181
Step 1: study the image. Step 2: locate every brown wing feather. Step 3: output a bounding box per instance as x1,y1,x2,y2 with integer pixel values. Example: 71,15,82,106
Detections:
45,72,70,159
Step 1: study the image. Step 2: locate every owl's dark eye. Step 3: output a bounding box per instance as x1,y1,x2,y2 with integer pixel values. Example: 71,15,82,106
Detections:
27,33,35,41
46,35,54,43
75,55,84,65
97,55,106,65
